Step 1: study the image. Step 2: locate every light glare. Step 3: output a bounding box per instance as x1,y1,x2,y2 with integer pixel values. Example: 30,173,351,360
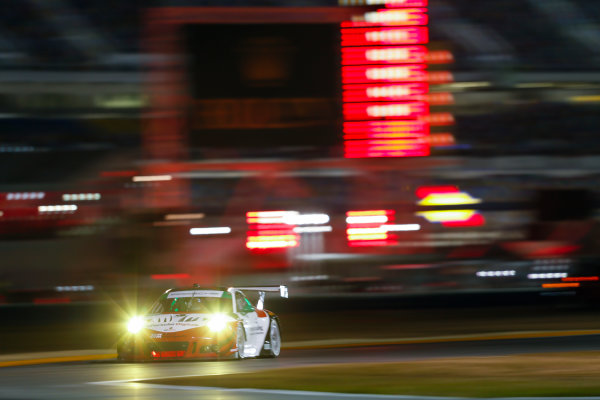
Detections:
293,226,333,233
127,316,144,334
383,224,421,231
207,314,229,332
132,175,172,182
189,227,231,235
346,215,389,224
283,213,330,225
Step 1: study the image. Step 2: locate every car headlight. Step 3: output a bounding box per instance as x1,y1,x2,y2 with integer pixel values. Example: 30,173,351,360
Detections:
127,316,145,334
207,314,229,332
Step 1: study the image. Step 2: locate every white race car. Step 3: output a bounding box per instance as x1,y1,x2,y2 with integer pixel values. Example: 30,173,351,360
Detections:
117,285,288,361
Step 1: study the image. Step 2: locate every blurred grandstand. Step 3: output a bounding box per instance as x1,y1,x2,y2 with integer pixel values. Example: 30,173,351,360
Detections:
1,0,600,304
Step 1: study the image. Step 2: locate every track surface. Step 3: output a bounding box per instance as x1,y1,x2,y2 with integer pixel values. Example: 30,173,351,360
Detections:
2,335,600,400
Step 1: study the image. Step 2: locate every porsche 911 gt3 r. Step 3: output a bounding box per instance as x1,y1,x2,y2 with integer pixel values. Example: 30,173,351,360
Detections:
117,285,287,361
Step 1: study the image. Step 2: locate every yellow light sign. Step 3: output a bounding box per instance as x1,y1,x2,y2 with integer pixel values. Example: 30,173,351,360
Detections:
418,192,481,206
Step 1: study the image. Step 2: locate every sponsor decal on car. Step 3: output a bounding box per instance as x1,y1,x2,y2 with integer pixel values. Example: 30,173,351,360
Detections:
146,314,210,333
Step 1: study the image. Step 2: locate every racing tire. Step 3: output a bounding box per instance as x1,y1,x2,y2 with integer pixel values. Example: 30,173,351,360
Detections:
259,319,281,358
234,323,246,360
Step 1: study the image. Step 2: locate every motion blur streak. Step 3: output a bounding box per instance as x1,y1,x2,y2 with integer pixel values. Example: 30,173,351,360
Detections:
383,223,421,231
293,226,333,233
246,237,299,249
165,213,205,220
132,175,172,182
342,1,431,158
346,215,389,224
542,283,580,288
364,9,428,25
246,210,299,250
189,227,231,235
347,210,395,246
418,192,482,206
562,277,599,282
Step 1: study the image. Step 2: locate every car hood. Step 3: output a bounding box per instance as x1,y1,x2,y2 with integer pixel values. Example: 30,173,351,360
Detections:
144,313,221,333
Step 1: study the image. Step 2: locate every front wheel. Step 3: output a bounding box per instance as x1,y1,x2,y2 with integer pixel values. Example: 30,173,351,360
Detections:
260,319,281,358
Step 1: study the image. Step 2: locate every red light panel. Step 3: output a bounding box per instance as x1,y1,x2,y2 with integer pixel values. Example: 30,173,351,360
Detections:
344,101,428,120
341,3,432,158
562,276,599,282
246,235,299,249
246,210,296,224
344,120,428,138
344,8,428,27
384,0,428,7
373,8,428,25
343,83,429,103
246,210,299,251
415,185,458,199
343,65,427,84
441,213,485,228
345,142,429,158
346,209,397,246
348,240,393,247
342,46,427,66
347,210,393,217
34,298,71,305
341,27,428,46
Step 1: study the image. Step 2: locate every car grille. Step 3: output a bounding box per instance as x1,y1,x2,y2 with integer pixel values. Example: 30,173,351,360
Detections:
153,341,189,352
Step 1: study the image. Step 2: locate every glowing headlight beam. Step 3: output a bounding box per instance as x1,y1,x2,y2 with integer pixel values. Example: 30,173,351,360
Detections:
127,316,145,334
207,314,229,332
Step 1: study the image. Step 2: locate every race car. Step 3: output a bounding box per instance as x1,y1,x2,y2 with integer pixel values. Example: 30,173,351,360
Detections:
117,285,288,361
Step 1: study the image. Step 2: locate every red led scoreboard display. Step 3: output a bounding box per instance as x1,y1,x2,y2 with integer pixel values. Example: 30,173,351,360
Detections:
143,5,445,162
341,1,430,158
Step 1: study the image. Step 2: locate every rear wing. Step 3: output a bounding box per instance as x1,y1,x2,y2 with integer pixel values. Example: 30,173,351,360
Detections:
228,285,288,310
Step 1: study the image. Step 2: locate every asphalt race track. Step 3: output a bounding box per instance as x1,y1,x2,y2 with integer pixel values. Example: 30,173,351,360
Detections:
2,334,600,400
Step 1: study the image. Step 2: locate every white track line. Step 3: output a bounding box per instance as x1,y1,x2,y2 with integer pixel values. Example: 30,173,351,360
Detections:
89,379,600,400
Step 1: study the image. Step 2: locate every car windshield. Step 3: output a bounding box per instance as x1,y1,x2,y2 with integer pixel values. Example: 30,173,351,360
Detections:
149,291,233,314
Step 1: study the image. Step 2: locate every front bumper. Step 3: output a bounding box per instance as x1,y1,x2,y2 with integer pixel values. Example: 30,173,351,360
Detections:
117,330,237,361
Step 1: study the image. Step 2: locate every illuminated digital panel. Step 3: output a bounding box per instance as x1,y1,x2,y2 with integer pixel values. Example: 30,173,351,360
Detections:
246,211,299,250
346,210,396,246
343,65,428,83
342,46,427,65
341,27,428,47
339,0,427,6
341,3,430,158
363,8,428,25
415,186,485,227
378,0,428,7
344,82,428,102
344,101,429,120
